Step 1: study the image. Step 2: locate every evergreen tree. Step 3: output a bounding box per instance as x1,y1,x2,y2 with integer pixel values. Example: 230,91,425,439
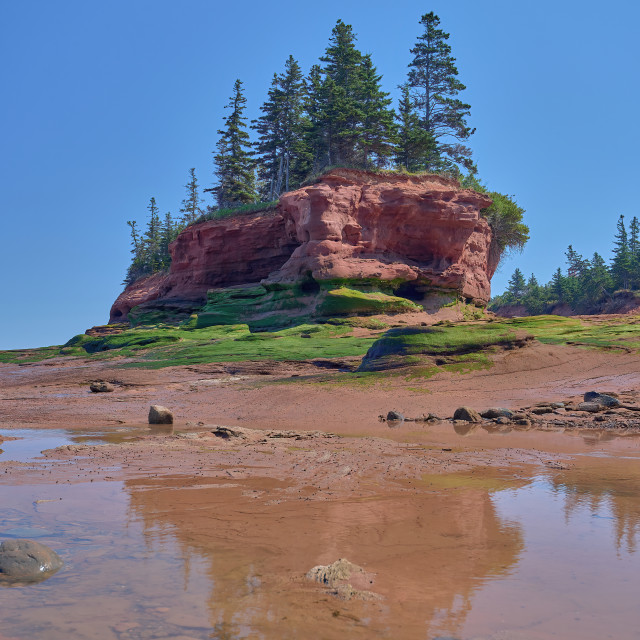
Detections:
551,267,567,304
506,268,526,302
253,56,309,199
356,54,396,168
407,12,475,172
143,197,162,273
159,212,177,269
583,252,612,303
318,19,364,166
305,64,328,171
611,214,632,289
629,216,640,288
212,79,256,208
179,168,204,226
394,83,437,172
124,220,145,286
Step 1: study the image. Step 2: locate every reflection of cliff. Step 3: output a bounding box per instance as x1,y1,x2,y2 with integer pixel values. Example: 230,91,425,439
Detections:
548,459,640,553
125,475,523,639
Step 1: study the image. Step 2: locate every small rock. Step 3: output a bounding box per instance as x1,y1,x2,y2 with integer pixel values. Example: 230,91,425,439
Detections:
550,402,565,409
531,406,554,415
386,410,404,422
577,402,603,413
494,417,511,425
211,425,247,439
583,392,621,408
593,414,607,422
516,418,532,426
148,405,173,424
481,408,513,419
0,539,63,583
89,381,114,393
452,407,481,422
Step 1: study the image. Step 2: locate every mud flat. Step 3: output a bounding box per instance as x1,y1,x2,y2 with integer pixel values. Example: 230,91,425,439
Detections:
1,338,640,639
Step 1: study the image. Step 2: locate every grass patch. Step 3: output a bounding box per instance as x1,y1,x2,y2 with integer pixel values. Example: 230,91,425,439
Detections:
319,287,421,316
189,201,278,226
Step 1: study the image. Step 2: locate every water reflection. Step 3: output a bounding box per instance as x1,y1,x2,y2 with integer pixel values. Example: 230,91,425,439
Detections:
125,473,525,638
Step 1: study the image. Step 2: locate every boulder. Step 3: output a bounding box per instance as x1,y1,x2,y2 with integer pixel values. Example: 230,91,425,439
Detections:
0,539,63,583
386,410,405,422
583,392,621,408
148,405,173,424
453,407,482,423
89,381,114,393
481,408,513,419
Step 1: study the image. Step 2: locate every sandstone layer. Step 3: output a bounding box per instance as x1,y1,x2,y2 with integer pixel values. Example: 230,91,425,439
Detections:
269,169,495,301
110,169,495,324
110,211,299,322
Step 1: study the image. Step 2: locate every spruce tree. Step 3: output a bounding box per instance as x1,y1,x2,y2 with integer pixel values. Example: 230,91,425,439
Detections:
394,84,437,172
506,268,526,302
159,212,177,269
407,12,475,172
628,216,640,288
143,197,162,273
551,267,567,304
357,54,396,168
179,168,204,226
212,79,256,209
124,220,144,286
611,214,632,289
305,64,328,171
583,252,612,303
318,19,364,166
253,56,309,199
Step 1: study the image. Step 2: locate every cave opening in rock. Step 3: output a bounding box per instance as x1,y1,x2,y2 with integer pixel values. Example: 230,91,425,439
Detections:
299,273,320,295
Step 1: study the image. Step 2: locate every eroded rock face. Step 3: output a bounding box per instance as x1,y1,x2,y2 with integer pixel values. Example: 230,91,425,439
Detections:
110,211,300,322
269,169,494,302
109,170,495,323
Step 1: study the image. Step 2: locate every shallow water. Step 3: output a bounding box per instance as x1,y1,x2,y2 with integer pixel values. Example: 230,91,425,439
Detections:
1,426,639,639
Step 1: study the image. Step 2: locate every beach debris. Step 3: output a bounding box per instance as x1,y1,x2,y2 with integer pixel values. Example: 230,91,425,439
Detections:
306,558,379,601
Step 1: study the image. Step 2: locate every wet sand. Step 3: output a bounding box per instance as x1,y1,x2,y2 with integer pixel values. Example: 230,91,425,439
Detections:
1,341,640,639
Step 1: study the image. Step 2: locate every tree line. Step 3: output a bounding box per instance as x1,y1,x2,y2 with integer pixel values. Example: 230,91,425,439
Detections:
491,215,640,314
124,12,528,286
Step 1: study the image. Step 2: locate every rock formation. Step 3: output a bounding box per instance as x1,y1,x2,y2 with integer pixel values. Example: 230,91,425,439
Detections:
110,169,495,326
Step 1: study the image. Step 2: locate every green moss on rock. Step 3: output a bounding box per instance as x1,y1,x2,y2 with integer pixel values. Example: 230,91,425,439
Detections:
318,287,421,316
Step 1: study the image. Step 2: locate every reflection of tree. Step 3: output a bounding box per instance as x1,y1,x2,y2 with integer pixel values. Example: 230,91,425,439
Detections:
125,475,524,638
547,460,640,554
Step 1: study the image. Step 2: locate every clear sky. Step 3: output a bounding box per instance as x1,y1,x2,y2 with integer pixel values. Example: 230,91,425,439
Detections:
1,0,639,349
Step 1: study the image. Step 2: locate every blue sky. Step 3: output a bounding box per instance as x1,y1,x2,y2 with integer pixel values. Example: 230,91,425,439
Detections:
1,0,639,349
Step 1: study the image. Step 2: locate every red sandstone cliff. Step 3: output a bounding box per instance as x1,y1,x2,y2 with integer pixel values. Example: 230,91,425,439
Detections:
110,211,299,321
110,169,495,323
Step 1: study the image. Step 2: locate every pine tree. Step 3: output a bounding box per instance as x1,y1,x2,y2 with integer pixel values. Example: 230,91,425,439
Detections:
212,79,256,209
394,84,437,172
179,168,204,226
611,214,632,289
357,54,396,168
407,12,475,172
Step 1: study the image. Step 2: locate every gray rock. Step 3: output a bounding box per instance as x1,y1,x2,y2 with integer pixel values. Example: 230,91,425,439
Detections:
386,410,404,422
531,406,554,414
583,392,621,408
577,401,603,413
90,381,114,393
481,408,513,419
452,407,481,422
0,539,63,583
516,418,532,426
148,405,173,424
